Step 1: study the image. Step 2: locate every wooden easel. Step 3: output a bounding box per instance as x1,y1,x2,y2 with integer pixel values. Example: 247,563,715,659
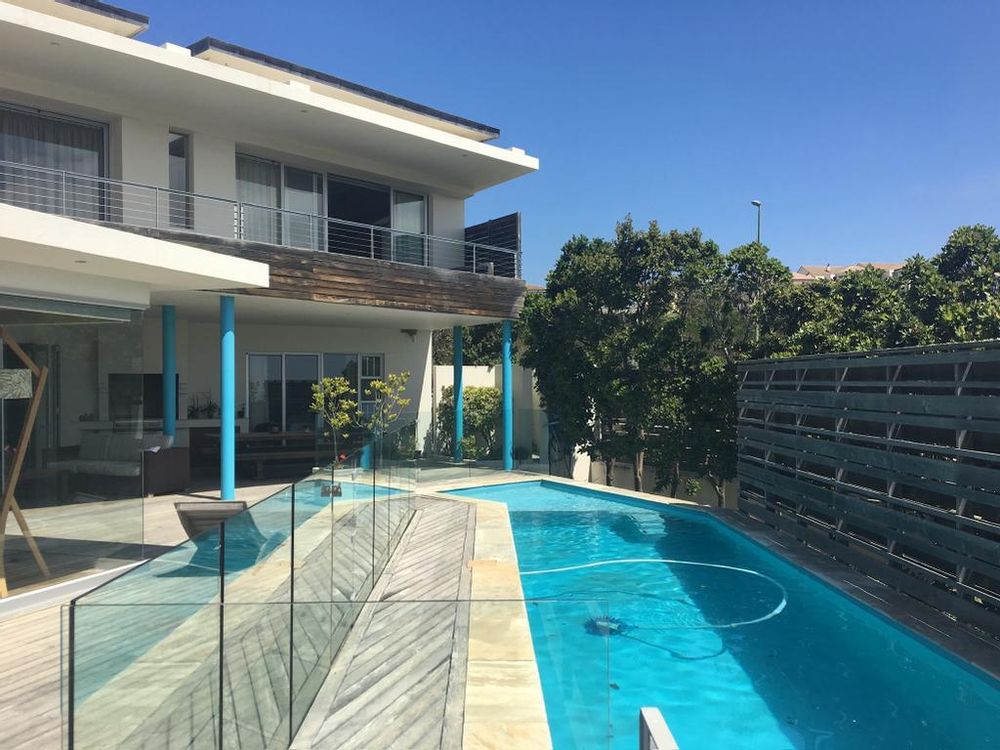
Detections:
0,327,50,597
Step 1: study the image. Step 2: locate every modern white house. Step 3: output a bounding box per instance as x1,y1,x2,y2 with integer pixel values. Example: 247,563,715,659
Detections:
0,0,537,596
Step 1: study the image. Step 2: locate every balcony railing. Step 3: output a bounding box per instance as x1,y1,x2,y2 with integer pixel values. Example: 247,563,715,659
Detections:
0,159,519,278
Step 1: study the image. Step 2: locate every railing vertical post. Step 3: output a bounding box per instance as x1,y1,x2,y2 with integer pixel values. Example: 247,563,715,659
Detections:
217,520,226,750
370,226,375,259
472,244,478,274
289,481,296,744
61,171,67,216
67,601,75,749
154,188,160,229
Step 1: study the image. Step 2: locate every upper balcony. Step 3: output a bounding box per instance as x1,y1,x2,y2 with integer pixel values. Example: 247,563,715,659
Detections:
0,159,520,278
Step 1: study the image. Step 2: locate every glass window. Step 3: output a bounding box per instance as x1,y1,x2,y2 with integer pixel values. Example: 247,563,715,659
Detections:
1,307,145,596
247,354,282,432
284,354,319,432
168,132,190,228
392,191,426,265
360,355,383,405
283,167,323,250
322,353,358,391
327,176,390,260
236,154,281,244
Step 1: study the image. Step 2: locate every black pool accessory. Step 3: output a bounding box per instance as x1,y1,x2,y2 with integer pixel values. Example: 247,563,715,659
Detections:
585,615,632,636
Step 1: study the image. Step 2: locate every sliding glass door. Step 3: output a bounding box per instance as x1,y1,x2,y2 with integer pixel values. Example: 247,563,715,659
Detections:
392,191,426,265
236,154,281,244
283,167,323,250
0,104,106,220
327,176,391,259
247,352,382,432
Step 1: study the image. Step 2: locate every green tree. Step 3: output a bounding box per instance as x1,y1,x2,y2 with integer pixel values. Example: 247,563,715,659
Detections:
432,324,509,366
933,225,1000,341
522,217,741,491
435,385,502,459
310,376,358,485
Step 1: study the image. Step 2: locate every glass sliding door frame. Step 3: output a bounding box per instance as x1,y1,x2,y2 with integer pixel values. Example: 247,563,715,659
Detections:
390,189,427,265
246,351,385,433
282,165,325,251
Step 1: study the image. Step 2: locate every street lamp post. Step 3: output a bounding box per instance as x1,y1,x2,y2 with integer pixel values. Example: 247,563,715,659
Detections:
751,200,762,244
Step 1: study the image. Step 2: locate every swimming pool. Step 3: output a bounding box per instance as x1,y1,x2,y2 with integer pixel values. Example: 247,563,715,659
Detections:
447,480,1000,750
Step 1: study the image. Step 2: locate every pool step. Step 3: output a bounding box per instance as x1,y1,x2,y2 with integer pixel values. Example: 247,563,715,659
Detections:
625,513,667,538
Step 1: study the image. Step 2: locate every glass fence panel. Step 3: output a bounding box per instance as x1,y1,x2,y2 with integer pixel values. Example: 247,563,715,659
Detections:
79,525,222,607
66,594,612,750
68,602,221,750
220,603,291,750
222,486,292,603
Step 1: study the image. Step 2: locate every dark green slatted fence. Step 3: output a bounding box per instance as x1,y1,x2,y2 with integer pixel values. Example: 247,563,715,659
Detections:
737,341,1000,636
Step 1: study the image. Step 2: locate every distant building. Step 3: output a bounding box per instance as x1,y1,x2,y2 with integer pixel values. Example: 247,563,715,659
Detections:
792,262,905,284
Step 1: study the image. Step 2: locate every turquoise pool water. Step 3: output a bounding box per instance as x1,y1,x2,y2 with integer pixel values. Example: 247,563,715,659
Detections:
447,480,1000,750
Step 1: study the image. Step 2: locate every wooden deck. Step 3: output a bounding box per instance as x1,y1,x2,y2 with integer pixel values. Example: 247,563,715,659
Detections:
292,498,476,750
0,484,547,750
0,482,291,750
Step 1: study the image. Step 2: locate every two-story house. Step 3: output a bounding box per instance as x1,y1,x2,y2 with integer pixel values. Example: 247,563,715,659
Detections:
0,0,537,596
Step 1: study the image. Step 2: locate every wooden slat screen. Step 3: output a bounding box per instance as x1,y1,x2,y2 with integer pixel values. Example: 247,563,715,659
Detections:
465,212,520,277
737,341,1000,636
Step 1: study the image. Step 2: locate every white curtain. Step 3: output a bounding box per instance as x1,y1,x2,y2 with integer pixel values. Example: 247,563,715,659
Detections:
236,154,281,244
0,106,105,218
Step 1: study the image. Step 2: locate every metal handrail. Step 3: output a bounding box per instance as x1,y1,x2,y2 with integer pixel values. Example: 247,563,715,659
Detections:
0,159,519,278
639,707,680,750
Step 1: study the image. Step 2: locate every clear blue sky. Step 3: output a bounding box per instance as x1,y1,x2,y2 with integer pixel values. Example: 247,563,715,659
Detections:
135,0,1000,283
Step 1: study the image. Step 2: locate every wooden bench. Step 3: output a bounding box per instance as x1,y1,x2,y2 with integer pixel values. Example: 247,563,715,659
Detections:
239,450,319,479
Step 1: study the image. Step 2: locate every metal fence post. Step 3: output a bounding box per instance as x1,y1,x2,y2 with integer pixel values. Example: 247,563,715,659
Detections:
217,521,226,750
67,601,75,749
289,482,296,744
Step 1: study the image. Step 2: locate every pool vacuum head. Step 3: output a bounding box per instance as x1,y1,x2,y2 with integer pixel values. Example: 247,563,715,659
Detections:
585,615,631,636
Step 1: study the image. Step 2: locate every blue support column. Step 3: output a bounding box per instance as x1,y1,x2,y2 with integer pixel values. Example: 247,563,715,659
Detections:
453,326,464,462
161,305,177,446
502,320,513,470
220,296,236,500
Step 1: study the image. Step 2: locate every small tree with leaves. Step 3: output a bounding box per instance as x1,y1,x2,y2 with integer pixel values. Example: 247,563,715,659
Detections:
361,371,412,457
310,376,358,488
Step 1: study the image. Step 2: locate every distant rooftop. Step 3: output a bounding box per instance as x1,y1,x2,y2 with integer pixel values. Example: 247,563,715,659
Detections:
793,262,905,284
187,37,501,143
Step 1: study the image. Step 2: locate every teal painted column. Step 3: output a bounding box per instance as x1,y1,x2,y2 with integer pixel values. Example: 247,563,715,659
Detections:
502,320,513,470
453,326,464,462
220,296,236,500
161,305,177,445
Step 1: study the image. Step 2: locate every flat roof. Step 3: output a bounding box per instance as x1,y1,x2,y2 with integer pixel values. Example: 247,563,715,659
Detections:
5,0,147,36
187,37,501,142
62,0,146,25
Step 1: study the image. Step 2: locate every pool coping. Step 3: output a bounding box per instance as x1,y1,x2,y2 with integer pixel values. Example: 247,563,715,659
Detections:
440,492,554,749
424,474,1000,685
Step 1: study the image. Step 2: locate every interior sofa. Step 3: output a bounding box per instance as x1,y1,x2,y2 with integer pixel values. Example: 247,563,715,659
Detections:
48,431,190,496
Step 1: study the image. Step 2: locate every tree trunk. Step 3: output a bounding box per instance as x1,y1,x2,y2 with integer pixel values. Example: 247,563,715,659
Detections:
605,458,615,486
710,475,726,507
668,461,681,498
632,450,644,492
